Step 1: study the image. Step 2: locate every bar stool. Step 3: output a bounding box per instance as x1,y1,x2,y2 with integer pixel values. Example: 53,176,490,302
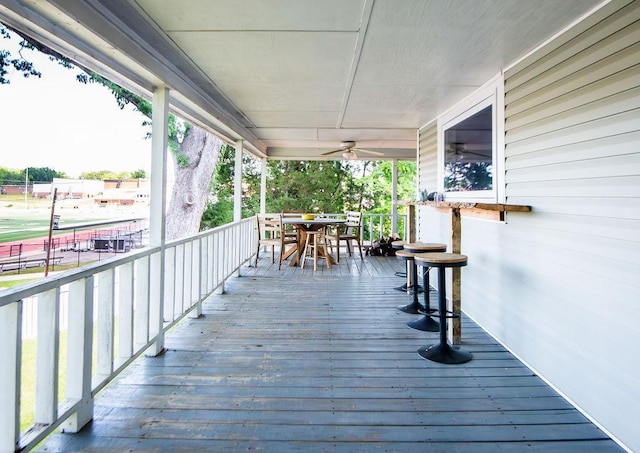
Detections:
301,228,331,271
414,252,472,364
392,241,407,279
403,243,447,332
394,249,426,314
395,247,425,301
396,242,446,314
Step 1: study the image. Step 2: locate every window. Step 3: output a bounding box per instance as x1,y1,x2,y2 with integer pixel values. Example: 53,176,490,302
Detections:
444,105,493,192
437,75,504,202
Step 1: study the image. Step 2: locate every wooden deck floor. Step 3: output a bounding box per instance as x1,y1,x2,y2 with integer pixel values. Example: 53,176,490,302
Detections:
39,251,622,452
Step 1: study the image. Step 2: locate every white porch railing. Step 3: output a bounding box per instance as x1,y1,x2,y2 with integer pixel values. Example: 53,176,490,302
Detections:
322,213,408,244
0,217,256,452
362,213,408,243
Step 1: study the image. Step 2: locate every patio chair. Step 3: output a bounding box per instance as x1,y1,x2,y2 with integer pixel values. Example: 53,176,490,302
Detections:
281,211,303,240
326,211,364,262
255,214,297,269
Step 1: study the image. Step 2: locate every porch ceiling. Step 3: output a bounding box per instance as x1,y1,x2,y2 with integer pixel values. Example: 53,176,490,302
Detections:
0,0,604,160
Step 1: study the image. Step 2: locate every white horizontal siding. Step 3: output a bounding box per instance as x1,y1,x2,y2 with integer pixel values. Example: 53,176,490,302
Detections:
500,1,640,450
417,2,640,451
417,121,439,240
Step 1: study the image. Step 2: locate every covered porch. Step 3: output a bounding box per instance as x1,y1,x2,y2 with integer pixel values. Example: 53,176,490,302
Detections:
38,250,619,451
1,0,638,450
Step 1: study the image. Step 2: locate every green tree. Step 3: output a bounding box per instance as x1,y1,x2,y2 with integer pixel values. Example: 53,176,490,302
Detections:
79,170,128,180
130,169,146,179
1,23,222,240
0,166,24,185
24,166,66,182
265,160,354,214
200,144,261,229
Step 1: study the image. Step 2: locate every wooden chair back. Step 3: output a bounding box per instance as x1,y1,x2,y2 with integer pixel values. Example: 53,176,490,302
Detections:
257,213,284,239
344,211,362,234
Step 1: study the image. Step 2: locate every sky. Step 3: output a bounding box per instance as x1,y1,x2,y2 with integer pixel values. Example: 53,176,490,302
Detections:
0,34,151,179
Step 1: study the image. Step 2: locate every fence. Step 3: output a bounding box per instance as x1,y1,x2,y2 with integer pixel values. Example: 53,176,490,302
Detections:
0,217,256,452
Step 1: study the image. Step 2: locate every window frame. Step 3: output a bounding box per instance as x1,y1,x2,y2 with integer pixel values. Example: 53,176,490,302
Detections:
437,74,505,203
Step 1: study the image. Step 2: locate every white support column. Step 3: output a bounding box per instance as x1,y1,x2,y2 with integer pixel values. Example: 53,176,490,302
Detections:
260,157,267,214
391,158,398,236
233,139,243,278
148,86,169,356
234,139,243,222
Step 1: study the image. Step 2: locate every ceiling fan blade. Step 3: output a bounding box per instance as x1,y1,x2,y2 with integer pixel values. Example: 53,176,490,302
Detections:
320,148,344,156
353,148,384,156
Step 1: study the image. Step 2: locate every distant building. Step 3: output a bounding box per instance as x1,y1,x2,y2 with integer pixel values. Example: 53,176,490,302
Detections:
95,179,150,206
32,178,104,199
0,184,31,195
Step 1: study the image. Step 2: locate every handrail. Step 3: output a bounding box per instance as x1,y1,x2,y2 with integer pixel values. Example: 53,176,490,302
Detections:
0,217,256,452
0,212,403,451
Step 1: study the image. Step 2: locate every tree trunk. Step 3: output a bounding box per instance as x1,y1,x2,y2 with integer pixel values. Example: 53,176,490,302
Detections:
165,125,222,240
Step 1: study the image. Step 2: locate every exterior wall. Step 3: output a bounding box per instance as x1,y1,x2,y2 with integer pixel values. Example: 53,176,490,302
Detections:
0,185,30,195
417,121,441,236
417,1,640,450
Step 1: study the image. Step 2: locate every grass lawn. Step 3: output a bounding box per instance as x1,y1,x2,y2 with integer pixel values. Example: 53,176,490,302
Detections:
0,278,38,289
0,194,116,243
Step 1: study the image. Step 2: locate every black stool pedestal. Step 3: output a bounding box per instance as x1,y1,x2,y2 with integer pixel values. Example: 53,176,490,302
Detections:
415,253,472,365
403,244,447,330
395,251,423,314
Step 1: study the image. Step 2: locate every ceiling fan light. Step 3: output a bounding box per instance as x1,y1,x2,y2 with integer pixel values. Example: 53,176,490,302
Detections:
343,151,354,160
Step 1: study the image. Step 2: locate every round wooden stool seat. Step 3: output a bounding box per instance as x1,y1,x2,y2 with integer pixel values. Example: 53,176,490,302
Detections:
391,240,407,250
394,249,418,259
414,252,467,267
403,242,447,253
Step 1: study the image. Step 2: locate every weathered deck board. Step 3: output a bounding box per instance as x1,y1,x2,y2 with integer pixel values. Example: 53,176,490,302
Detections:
39,253,622,452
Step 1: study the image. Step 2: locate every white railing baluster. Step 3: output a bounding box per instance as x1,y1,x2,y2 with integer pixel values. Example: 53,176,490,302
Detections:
134,256,150,350
117,262,134,364
183,242,192,309
0,301,21,451
191,238,203,318
163,246,176,322
63,277,94,433
148,251,163,350
35,288,60,425
175,244,185,313
97,269,115,379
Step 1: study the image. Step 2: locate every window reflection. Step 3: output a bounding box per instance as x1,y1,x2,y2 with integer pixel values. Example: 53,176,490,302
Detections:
444,105,493,192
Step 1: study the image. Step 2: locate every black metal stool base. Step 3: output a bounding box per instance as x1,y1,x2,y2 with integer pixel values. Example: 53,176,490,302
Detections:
407,315,439,332
418,343,472,364
397,301,423,314
394,284,424,293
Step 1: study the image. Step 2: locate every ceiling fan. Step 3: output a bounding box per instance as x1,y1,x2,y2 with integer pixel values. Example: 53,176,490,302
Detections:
446,143,492,160
321,141,384,160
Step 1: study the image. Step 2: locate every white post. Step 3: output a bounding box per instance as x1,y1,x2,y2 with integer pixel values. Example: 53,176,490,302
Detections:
148,86,169,356
233,139,243,277
24,167,28,207
260,157,267,214
234,139,243,222
391,159,398,236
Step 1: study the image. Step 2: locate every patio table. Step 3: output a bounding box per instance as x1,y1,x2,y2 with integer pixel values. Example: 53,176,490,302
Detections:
282,217,345,266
